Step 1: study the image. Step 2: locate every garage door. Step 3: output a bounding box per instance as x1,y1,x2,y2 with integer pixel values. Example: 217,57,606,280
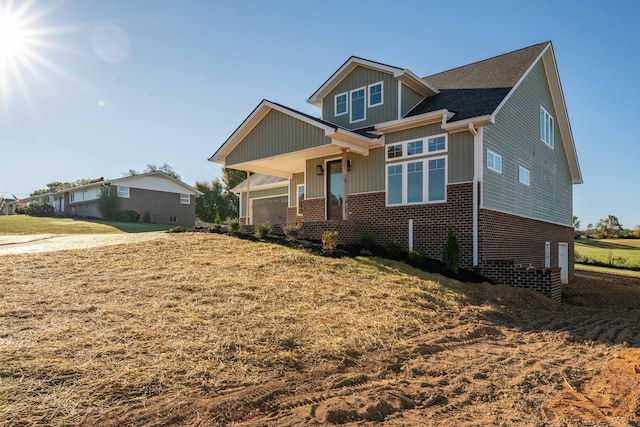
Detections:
252,196,288,224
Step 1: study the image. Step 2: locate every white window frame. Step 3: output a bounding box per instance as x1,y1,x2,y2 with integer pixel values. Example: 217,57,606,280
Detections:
69,193,75,203
334,92,348,117
518,166,530,186
540,106,554,148
117,186,130,198
180,193,190,204
349,86,366,124
544,241,551,268
385,155,448,206
367,81,383,108
385,133,448,161
487,150,502,174
296,184,304,216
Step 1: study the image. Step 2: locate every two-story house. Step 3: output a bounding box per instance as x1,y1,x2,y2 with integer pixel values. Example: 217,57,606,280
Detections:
209,42,582,299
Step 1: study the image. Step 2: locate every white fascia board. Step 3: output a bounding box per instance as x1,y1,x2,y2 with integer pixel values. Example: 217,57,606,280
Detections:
232,180,289,193
394,69,440,97
328,128,381,146
223,163,293,179
330,139,370,156
209,100,335,164
307,57,402,107
111,172,204,195
375,109,449,133
442,115,494,133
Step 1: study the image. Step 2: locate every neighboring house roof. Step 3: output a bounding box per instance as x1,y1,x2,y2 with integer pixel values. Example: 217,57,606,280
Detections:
231,173,288,193
27,171,203,199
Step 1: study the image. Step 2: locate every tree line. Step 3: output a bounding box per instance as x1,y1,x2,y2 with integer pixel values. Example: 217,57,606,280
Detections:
574,214,640,239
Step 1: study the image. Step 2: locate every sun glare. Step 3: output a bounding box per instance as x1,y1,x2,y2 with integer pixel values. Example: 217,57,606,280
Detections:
0,11,27,63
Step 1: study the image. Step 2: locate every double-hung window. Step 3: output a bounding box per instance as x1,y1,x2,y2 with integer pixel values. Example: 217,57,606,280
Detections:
334,92,347,116
487,150,502,173
368,82,383,107
428,158,446,202
180,193,190,204
350,87,366,123
518,166,530,185
540,106,554,148
387,164,403,205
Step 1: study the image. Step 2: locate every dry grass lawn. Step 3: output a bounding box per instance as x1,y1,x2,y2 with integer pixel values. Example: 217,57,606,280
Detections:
1,233,639,426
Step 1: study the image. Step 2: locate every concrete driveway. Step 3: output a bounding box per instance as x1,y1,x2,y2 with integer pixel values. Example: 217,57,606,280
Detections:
0,232,168,255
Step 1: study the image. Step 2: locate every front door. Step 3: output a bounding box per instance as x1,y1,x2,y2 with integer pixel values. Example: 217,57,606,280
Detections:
327,160,343,220
558,242,568,284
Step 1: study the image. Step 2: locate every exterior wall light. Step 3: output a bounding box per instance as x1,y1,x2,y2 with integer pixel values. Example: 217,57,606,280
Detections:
316,165,324,175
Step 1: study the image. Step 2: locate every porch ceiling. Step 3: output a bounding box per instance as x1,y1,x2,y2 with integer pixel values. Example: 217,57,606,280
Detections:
226,144,348,178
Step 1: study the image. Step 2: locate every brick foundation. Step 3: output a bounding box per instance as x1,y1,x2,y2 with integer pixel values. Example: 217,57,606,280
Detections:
480,259,562,302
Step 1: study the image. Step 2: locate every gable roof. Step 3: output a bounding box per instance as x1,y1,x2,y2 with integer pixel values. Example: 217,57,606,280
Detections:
307,56,439,107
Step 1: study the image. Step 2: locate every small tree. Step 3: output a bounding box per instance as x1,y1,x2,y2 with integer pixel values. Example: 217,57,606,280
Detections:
442,226,460,274
97,186,120,220
596,215,623,239
632,225,640,238
573,215,580,230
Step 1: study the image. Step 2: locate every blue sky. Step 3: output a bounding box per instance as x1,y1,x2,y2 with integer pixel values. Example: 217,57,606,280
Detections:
1,0,638,229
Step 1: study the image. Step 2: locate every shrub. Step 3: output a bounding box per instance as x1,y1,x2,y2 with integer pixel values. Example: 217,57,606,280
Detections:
228,218,240,233
384,240,402,260
97,187,120,220
25,202,55,217
322,231,339,252
408,249,427,265
116,210,140,223
360,233,376,251
254,221,273,239
284,223,303,241
442,226,460,273
214,213,222,226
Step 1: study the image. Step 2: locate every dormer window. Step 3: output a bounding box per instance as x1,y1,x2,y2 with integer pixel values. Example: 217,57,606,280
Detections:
350,87,366,123
334,92,347,116
368,81,383,107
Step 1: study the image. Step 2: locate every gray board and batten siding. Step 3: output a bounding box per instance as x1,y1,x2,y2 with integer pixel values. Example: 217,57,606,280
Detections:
289,173,305,208
385,123,474,184
225,109,332,167
304,147,385,199
400,84,426,118
482,59,573,227
322,66,398,129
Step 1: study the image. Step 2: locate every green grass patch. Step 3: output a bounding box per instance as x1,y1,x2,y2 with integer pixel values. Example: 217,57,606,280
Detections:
0,215,179,235
575,238,640,270
575,263,640,279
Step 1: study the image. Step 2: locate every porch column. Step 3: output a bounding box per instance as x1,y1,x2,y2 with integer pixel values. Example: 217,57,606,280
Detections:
246,170,251,225
341,148,348,221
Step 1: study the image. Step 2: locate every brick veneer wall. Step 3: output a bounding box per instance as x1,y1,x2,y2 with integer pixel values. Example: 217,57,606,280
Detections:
348,184,474,267
479,209,574,281
481,259,562,302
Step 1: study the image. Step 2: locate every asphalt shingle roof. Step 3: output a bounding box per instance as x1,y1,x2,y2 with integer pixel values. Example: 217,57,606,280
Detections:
408,42,548,122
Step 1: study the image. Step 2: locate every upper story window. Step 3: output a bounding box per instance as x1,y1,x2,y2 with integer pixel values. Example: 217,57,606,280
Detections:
180,193,190,204
117,186,130,198
487,150,502,173
334,92,347,116
540,106,554,148
518,166,530,185
368,81,383,107
407,140,423,156
428,136,446,153
387,144,403,159
350,87,366,123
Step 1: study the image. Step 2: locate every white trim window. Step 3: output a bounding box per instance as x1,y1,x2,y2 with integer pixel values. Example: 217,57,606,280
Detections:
518,166,530,185
349,87,366,123
368,81,383,107
386,156,447,206
487,150,502,173
334,92,347,117
544,241,551,268
180,193,190,204
69,193,75,203
385,134,447,160
297,184,305,215
117,186,130,198
540,106,554,148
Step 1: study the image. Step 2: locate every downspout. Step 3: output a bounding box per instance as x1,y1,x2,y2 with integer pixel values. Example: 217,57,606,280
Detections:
341,148,348,220
469,123,479,267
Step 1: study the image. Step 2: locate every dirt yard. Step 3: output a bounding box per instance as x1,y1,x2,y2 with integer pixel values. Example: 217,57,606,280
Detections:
0,234,638,426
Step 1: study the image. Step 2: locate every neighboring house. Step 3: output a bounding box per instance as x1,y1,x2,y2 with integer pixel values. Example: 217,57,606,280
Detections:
209,42,582,299
26,172,203,225
1,198,16,215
